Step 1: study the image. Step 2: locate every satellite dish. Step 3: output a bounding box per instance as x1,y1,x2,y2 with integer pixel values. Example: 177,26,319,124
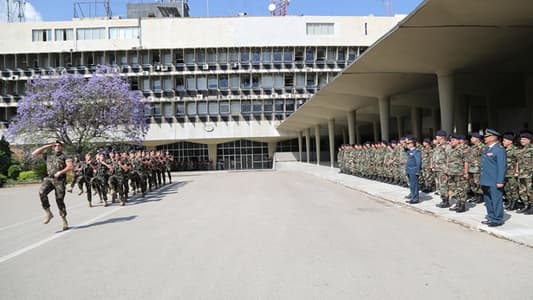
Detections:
268,3,276,12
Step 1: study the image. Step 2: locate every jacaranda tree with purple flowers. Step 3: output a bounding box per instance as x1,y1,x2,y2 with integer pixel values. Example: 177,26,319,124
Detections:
8,67,148,153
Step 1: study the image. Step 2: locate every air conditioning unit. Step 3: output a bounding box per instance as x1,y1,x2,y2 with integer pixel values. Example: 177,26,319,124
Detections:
143,71,149,76
11,75,19,80
161,65,168,72
196,94,203,100
202,64,209,70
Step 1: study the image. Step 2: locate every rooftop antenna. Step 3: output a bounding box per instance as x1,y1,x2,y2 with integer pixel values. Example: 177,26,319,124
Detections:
5,0,26,23
269,0,290,16
74,0,112,19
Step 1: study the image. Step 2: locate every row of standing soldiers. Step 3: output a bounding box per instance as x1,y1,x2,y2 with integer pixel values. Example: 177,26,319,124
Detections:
69,150,174,207
338,130,533,214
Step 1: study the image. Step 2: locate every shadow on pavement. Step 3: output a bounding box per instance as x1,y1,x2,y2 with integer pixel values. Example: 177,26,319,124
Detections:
72,215,138,230
128,180,190,206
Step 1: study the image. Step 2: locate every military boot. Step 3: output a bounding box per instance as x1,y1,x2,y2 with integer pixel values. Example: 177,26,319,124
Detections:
507,199,517,210
43,208,53,224
524,204,533,215
455,201,467,213
449,200,458,211
517,203,530,213
61,216,69,230
436,197,450,208
476,195,484,204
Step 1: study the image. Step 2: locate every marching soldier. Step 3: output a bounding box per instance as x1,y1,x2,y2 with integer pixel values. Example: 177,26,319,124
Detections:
31,140,73,231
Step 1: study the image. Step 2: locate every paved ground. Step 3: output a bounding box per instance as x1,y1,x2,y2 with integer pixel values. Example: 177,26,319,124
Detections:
277,161,533,247
1,170,533,300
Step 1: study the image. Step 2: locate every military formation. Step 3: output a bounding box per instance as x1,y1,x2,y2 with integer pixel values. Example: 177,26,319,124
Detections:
69,149,175,208
338,129,533,215
33,140,176,231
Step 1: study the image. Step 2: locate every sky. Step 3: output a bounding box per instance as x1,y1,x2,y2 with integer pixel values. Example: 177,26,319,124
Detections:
0,0,424,22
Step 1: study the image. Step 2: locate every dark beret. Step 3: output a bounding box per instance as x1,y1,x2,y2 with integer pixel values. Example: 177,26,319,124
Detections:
502,132,515,141
471,132,483,139
520,130,532,140
391,140,397,144
435,130,447,137
423,138,431,143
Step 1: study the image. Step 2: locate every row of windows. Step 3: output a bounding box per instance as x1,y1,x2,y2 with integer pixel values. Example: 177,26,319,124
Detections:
144,99,302,118
32,27,139,42
136,73,336,92
0,46,365,70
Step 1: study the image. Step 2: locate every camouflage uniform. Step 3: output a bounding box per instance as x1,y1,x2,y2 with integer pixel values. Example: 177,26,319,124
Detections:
432,142,448,200
108,157,126,205
517,144,533,206
445,143,468,210
420,144,434,192
39,152,70,217
91,157,109,206
467,142,484,202
504,144,520,208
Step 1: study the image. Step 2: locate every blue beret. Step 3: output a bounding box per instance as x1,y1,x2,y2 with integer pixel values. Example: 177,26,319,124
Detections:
456,134,466,140
485,128,501,137
435,130,447,137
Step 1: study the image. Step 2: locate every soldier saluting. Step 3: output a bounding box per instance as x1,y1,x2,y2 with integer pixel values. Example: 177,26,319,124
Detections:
32,140,73,231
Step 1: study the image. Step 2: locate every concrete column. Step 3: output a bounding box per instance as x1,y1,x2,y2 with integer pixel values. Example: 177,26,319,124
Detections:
432,108,440,136
305,128,311,163
397,116,403,139
526,75,533,128
356,123,361,144
454,94,468,134
328,119,335,168
411,106,421,138
437,73,455,134
315,125,321,165
267,141,277,160
207,143,217,170
297,132,303,162
378,96,390,141
346,110,356,144
373,120,379,142
342,129,347,145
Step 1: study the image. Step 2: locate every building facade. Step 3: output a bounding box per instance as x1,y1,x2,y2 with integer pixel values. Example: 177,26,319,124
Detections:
0,14,403,169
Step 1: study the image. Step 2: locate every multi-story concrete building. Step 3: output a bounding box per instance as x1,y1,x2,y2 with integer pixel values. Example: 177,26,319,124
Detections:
0,7,403,170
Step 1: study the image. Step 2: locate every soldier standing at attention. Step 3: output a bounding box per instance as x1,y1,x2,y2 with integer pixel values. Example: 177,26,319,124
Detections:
516,130,533,214
32,140,73,231
502,133,520,210
405,136,422,204
467,133,485,204
433,130,449,208
420,138,434,192
446,134,469,213
480,129,506,227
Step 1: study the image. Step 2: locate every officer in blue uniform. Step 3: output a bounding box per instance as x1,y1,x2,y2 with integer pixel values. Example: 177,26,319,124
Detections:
405,135,422,204
480,129,507,227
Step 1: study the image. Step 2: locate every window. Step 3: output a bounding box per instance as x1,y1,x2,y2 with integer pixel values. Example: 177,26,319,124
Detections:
295,74,305,88
208,76,218,90
283,49,294,62
77,28,106,40
241,101,251,114
275,100,284,112
186,102,197,116
262,75,273,89
152,104,161,117
176,78,185,90
264,100,273,113
55,29,73,41
186,77,196,90
274,74,284,89
229,75,240,90
219,101,229,115
253,101,262,113
230,101,241,115
240,48,249,63
176,103,186,116
209,102,219,115
163,103,173,118
109,27,139,40
218,49,228,63
306,23,334,35
153,79,161,92
262,49,272,63
219,75,228,89
241,74,251,89
197,77,207,91
198,102,207,116
163,78,172,91
32,29,52,42
286,100,295,112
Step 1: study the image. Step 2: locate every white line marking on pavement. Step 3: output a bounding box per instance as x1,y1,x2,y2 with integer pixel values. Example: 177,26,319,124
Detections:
0,206,122,264
0,202,87,232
